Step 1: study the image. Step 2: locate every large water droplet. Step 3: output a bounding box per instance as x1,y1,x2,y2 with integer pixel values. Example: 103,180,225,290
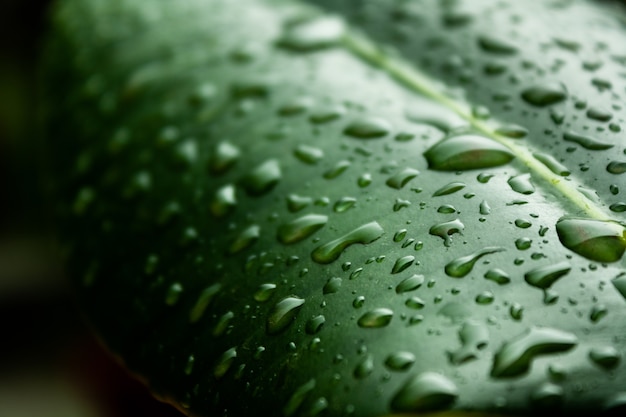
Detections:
386,168,420,189
508,173,535,195
430,219,465,247
556,217,626,262
210,184,237,217
392,255,415,274
283,379,316,417
563,131,613,150
354,354,374,379
524,261,571,289
396,274,425,294
312,221,384,264
390,372,458,412
491,327,578,378
294,145,324,164
424,134,514,171
210,141,240,174
254,283,277,302
484,268,511,285
477,34,518,54
278,16,345,51
243,159,281,196
589,346,621,370
521,82,567,107
607,161,626,175
229,224,261,254
344,117,392,139
385,352,416,371
445,247,505,278
278,214,328,244
267,296,305,335
357,308,393,328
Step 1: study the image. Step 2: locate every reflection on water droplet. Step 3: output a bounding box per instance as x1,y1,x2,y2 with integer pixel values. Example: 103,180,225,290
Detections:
334,197,356,213
392,256,415,274
433,182,466,196
386,168,419,189
278,214,328,244
424,135,514,171
278,16,344,51
521,83,567,107
563,131,613,150
445,247,505,278
254,283,277,302
589,346,621,370
385,352,416,371
556,217,626,262
524,261,571,289
430,219,465,247
353,296,365,308
396,274,425,294
214,347,237,379
484,268,510,285
508,173,535,195
491,327,578,378
267,296,305,335
358,308,393,328
358,173,372,187
323,277,342,294
243,159,281,196
391,372,458,412
344,117,392,139
165,282,184,306
294,145,324,164
312,221,384,264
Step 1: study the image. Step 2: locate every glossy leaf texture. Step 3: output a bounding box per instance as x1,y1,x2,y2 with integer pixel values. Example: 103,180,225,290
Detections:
42,0,626,416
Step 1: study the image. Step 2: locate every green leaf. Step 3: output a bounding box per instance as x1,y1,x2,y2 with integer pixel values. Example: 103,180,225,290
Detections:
43,0,626,416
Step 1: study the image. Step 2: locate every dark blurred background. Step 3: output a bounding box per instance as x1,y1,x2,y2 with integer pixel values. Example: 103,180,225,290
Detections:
0,1,181,415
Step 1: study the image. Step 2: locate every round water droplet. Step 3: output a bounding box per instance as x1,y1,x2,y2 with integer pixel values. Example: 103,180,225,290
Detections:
390,372,458,412
165,282,184,306
521,82,567,107
210,184,237,217
515,237,532,250
358,173,372,187
243,159,282,196
305,315,326,335
556,217,626,262
344,116,392,139
278,214,328,244
210,141,241,174
267,296,305,335
353,295,365,308
357,308,393,328
424,134,514,171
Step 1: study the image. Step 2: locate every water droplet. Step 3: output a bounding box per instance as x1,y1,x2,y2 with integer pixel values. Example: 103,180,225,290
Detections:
184,355,195,375
556,217,626,262
344,116,392,139
405,296,425,309
358,173,372,187
286,194,313,212
491,327,578,378
267,296,305,335
589,346,621,370
279,96,314,116
590,304,608,323
530,383,563,410
385,352,416,371
478,34,518,54
424,135,514,171
243,159,281,196
334,197,356,213
586,106,613,122
189,283,222,323
394,229,408,242
254,283,277,302
305,315,326,335
495,124,528,138
354,354,374,379
437,204,456,214
392,255,415,274
563,130,614,151
405,101,467,133
448,320,489,365
610,202,626,213
165,282,184,306
229,225,261,254
278,16,345,51
433,182,466,196
358,308,393,328
214,347,237,379
210,184,237,217
515,218,532,229
475,291,494,305
312,221,384,264
386,168,420,189
278,214,328,244
294,145,324,164
484,268,511,285
509,303,524,320
213,311,235,337
515,237,532,250
323,277,342,294
353,295,365,308
524,261,571,289
607,161,626,174
477,172,494,183
508,173,535,194
445,247,505,278
521,82,567,107
309,104,345,124
283,379,316,417
210,141,240,174
533,153,570,176
350,267,363,280
479,200,491,215
429,219,465,247
323,160,351,179
396,274,425,294
390,372,458,412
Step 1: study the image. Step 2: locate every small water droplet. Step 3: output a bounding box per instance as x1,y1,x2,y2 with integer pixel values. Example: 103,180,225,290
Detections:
475,291,494,304
386,168,419,189
515,218,532,229
390,372,458,412
495,124,528,138
533,153,570,176
405,296,425,310
254,283,277,302
283,379,316,417
213,311,235,337
323,277,342,294
477,173,494,183
243,159,281,196
437,204,456,214
358,308,394,328
354,354,374,379
189,283,222,323
267,296,305,335
385,352,416,371
210,184,237,217
586,106,613,122
392,255,415,274
165,282,184,306
312,221,384,264
279,96,314,116
589,346,621,370
396,274,425,294
424,134,514,171
508,173,535,194
521,82,567,106
429,219,465,247
305,315,326,335
524,261,571,289
323,160,351,179
350,267,363,280
229,225,261,254
309,104,345,124
445,247,505,278
478,34,518,54
334,197,356,213
294,145,324,164
433,181,466,196
556,217,626,262
286,194,313,212
210,141,240,174
394,229,408,242
358,173,372,187
509,303,523,320
278,214,328,244
515,237,532,250
590,304,608,323
344,117,392,139
214,347,237,379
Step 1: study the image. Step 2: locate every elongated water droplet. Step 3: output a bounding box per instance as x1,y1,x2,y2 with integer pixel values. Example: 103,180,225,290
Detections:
556,217,626,262
354,354,374,379
305,315,326,335
478,35,518,54
243,159,281,196
484,268,511,285
344,116,392,139
433,182,466,196
391,372,458,412
189,283,222,323
165,282,183,306
283,379,316,417
587,106,612,122
213,311,235,337
214,347,237,379
392,255,415,274
424,135,514,171
607,161,626,174
437,204,456,214
286,194,313,212
449,320,489,365
386,168,419,189
508,173,535,194
533,153,570,176
323,277,342,294
278,214,328,244
309,104,345,124
611,274,626,300
589,346,621,370
524,261,571,289
279,96,314,116
210,141,240,174
267,296,305,335
229,224,260,254
210,184,237,217
278,16,345,51
358,308,393,328
385,352,416,371
254,283,277,302
509,303,523,320
430,219,464,247
394,229,408,242
312,221,384,264
563,131,613,150
323,160,351,179
334,197,356,213
495,124,528,138
294,145,324,164
445,247,505,278
491,327,578,378
521,83,567,107
396,274,424,294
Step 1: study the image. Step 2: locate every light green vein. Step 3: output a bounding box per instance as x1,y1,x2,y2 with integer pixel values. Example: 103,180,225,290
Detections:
342,31,612,222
